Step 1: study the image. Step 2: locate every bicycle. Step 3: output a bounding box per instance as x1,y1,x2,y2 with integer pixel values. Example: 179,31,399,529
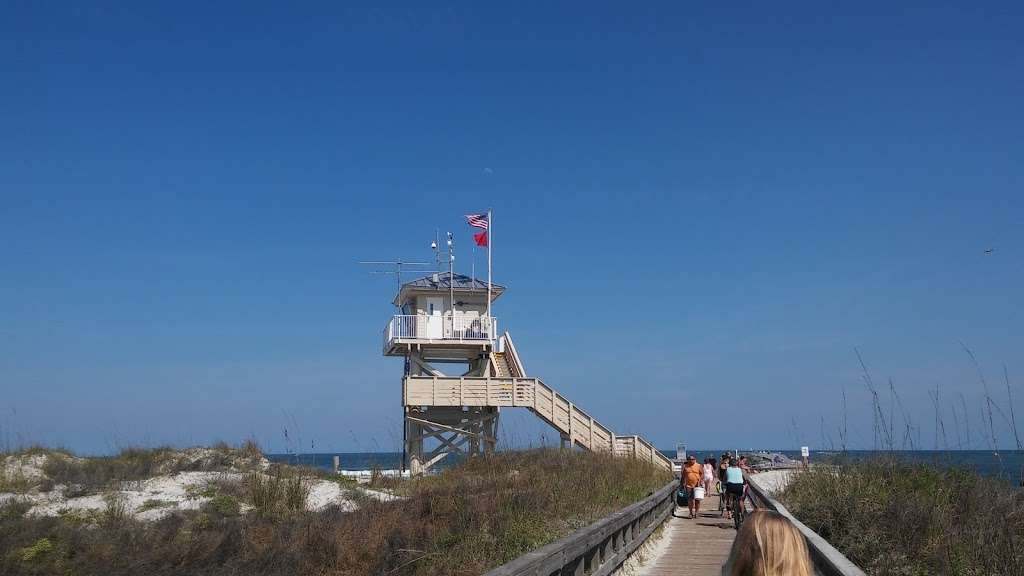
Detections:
732,484,747,530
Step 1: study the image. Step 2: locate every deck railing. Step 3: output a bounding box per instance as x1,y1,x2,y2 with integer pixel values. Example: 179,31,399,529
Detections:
383,314,497,349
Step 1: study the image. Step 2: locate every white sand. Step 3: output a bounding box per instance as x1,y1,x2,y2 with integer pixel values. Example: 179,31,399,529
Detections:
307,479,358,512
25,471,235,520
1,452,401,521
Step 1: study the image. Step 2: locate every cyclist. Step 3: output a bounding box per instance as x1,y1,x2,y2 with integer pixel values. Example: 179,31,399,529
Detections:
724,457,746,528
718,453,731,516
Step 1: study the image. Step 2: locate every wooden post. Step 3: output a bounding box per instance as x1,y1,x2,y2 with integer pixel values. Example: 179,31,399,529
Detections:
332,455,340,473
568,402,575,446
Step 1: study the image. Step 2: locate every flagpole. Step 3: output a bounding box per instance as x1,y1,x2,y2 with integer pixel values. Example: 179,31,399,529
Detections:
487,209,492,337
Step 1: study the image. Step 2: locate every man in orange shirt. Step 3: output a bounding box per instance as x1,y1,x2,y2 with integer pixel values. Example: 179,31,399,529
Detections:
681,454,704,519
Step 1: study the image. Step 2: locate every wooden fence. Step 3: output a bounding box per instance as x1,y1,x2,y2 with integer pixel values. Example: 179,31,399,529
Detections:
483,481,676,576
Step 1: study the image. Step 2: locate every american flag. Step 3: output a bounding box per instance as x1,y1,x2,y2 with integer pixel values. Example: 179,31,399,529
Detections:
465,213,489,230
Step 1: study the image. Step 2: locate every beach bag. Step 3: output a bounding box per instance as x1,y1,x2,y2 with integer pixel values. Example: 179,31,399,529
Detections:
676,487,689,506
693,486,706,500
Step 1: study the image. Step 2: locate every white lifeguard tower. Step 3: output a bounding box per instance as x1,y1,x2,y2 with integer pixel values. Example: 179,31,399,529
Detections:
380,229,673,475
383,271,506,473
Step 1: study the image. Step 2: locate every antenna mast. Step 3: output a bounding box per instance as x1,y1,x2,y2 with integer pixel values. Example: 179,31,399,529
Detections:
359,260,435,306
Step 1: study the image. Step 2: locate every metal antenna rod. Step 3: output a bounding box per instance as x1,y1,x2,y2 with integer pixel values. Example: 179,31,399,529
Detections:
359,260,435,305
447,232,455,327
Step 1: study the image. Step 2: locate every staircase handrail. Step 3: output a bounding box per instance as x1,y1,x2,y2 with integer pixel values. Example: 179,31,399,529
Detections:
501,331,526,377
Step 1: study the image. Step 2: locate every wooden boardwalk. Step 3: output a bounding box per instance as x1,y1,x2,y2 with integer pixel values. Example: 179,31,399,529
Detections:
640,493,736,576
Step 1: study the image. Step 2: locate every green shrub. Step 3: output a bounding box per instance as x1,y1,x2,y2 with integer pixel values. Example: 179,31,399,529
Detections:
204,495,240,517
16,537,53,563
136,499,173,513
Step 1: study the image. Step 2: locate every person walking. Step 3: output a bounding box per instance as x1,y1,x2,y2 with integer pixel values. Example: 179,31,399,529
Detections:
681,455,704,519
703,458,715,496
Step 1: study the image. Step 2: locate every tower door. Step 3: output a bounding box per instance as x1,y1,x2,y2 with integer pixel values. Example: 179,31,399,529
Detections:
425,296,444,339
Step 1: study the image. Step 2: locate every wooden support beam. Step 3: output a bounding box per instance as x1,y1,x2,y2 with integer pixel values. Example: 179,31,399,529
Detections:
410,355,445,377
406,416,482,439
568,402,575,445
589,416,594,449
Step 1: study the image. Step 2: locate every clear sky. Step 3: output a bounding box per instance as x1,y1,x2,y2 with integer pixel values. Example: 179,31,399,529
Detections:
2,2,1022,454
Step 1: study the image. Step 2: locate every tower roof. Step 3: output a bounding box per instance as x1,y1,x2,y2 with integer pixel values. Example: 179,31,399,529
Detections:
394,272,506,306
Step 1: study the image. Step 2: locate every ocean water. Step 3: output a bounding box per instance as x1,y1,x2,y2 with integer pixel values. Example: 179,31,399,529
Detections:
267,452,405,471
268,449,1024,483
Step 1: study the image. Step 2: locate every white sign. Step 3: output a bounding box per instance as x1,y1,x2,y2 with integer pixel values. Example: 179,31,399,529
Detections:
800,446,809,458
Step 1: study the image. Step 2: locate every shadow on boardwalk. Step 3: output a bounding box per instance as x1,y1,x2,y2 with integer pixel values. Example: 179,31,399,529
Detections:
638,494,736,576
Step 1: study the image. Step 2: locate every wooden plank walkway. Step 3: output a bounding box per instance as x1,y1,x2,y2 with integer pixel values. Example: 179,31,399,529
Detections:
640,493,736,576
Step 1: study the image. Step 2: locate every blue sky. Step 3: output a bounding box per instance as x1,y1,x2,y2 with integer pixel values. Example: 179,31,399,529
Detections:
2,2,1022,454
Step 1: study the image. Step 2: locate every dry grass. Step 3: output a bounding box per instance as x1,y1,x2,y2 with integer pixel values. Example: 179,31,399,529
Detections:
248,470,310,515
0,448,670,576
781,457,1024,576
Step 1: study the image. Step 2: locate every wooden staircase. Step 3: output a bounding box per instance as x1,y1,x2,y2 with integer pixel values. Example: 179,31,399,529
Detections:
403,332,673,472
491,352,513,377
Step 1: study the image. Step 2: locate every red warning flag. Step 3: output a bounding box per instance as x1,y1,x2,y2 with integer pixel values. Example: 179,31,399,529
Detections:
474,231,488,247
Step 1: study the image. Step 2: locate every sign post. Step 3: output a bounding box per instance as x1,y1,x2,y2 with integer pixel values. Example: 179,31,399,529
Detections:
800,446,810,469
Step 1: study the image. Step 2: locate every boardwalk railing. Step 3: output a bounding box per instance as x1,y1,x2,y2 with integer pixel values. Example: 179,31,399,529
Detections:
403,375,674,472
484,481,676,576
746,474,867,576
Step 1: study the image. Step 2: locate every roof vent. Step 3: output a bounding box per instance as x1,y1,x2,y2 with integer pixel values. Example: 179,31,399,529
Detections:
431,273,439,284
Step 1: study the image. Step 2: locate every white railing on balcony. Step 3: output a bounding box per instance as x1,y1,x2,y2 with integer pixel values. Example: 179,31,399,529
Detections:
384,314,497,348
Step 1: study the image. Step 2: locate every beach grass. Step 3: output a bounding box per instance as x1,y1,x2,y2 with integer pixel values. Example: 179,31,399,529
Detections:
781,457,1024,576
0,447,670,576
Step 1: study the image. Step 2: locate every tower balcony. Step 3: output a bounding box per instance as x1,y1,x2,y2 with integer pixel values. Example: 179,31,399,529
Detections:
383,314,498,356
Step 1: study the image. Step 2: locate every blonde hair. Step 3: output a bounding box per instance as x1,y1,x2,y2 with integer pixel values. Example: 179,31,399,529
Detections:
726,511,813,576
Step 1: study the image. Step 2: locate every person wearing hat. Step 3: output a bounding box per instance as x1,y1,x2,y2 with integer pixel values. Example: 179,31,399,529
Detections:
681,454,704,519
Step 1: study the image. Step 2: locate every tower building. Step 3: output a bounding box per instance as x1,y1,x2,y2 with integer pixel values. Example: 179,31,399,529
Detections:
382,248,672,475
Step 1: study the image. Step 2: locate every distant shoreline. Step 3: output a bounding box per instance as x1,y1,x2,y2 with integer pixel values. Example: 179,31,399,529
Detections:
267,449,1024,480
